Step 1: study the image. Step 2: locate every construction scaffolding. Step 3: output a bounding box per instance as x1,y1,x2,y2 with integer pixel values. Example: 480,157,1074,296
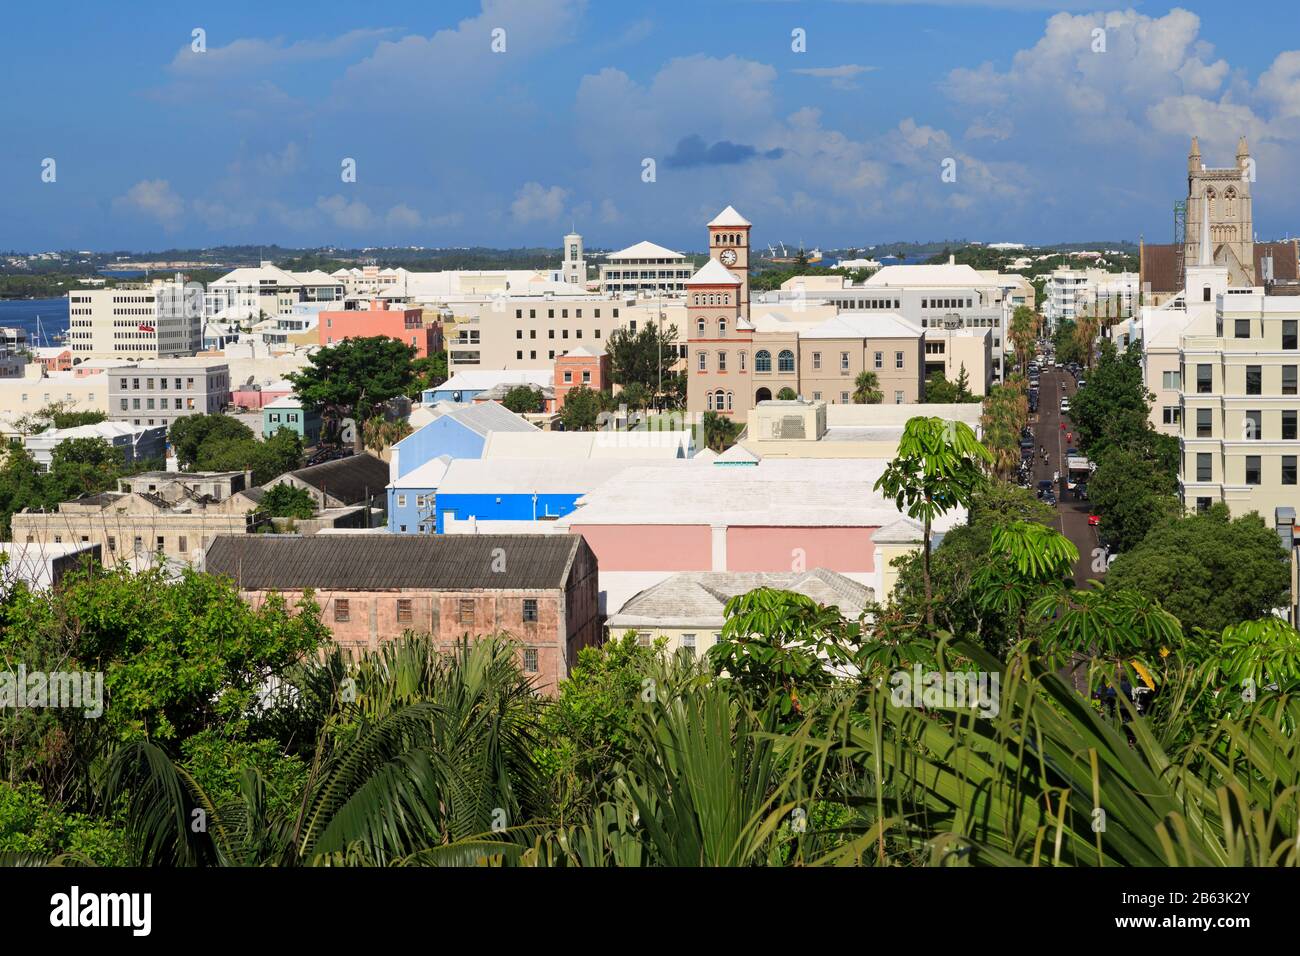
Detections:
1173,199,1187,290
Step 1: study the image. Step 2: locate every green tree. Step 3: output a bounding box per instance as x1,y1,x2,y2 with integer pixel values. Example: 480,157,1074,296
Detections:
1068,340,1153,459
1087,445,1179,553
169,414,255,470
288,337,418,451
47,437,127,500
501,385,545,414
1106,506,1290,637
605,322,681,407
874,417,992,627
255,483,316,519
923,372,959,404
954,363,973,401
559,385,603,431
776,387,798,401
199,427,303,485
852,370,882,404
701,411,741,452
619,382,652,411
408,352,448,400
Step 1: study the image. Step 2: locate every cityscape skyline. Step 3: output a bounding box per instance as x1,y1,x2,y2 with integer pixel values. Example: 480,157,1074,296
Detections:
4,0,1299,250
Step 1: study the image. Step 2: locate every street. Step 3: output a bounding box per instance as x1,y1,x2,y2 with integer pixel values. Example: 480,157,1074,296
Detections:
1028,364,1104,587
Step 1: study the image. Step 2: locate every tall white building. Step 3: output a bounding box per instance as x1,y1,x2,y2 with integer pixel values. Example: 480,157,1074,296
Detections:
598,241,693,295
1044,267,1138,329
66,274,203,361
203,262,343,322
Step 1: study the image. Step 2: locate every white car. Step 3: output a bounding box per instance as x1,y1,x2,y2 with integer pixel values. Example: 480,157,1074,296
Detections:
1060,398,1070,413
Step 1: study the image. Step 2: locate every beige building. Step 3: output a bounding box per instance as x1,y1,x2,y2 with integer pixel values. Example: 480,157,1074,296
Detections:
741,399,983,460
66,275,203,360
11,490,265,566
0,366,110,417
1179,287,1300,522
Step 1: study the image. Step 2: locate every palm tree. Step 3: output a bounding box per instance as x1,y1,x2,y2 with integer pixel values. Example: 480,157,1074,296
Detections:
852,371,883,404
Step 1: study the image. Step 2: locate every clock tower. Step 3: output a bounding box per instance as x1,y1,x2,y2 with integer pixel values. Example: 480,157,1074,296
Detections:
707,205,751,319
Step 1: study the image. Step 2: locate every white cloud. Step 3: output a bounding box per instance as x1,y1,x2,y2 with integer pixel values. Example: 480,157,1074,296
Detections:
112,180,186,229
510,182,569,223
316,194,376,231
790,64,878,90
385,204,424,229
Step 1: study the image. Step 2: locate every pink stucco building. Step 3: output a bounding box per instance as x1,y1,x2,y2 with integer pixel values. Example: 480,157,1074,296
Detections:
320,300,441,358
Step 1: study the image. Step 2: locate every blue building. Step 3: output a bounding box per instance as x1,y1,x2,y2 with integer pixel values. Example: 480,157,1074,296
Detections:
386,401,537,533
432,458,646,534
423,370,551,406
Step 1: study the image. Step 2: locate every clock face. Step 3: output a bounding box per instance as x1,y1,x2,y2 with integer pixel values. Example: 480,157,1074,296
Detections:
719,249,738,266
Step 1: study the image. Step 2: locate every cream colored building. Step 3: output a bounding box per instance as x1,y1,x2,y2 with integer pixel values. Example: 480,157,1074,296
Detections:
1179,287,1300,522
598,241,694,295
67,275,203,360
605,568,874,657
0,366,110,417
741,399,983,460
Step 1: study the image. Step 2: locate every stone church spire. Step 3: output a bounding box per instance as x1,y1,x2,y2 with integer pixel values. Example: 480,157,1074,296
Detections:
1188,135,1201,173
1237,135,1250,161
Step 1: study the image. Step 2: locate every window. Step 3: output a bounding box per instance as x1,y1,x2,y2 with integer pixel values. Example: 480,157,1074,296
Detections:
1196,453,1212,482
156,536,165,552
563,371,572,383
458,599,475,626
1162,371,1181,390
1245,455,1261,485
522,598,538,622
397,599,413,623
894,390,904,404
718,351,727,372
1245,410,1262,440
680,633,696,658
1197,364,1212,393
812,392,821,401
895,351,905,369
107,536,116,552
812,352,821,370
739,351,746,371
1197,408,1212,437
1285,366,1298,396
636,631,651,647
1196,497,1212,514
1285,457,1299,486
755,350,772,373
840,352,850,373
178,536,187,553
697,351,707,372
696,318,706,334
1235,319,1251,339
1284,320,1298,350
718,318,726,335
523,648,539,673
334,599,350,623
1246,366,1262,396
1162,406,1180,425
397,494,407,508
1284,410,1297,441
874,351,883,369
778,350,795,373
582,370,591,383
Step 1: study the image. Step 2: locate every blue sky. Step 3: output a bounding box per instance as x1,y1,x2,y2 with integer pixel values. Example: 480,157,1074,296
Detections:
4,0,1299,252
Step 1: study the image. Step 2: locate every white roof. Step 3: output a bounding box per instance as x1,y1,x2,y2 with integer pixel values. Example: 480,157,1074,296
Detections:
26,421,161,444
0,542,97,591
607,241,684,261
389,455,453,489
398,401,538,442
436,369,552,392
436,457,661,495
708,205,752,227
608,569,870,628
800,312,923,339
687,259,741,286
262,395,303,410
560,346,599,358
556,458,968,529
863,264,992,288
481,430,692,460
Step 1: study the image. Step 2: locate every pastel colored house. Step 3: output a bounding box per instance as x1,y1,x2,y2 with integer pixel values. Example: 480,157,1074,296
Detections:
203,533,601,695
433,458,649,534
232,379,294,410
262,395,322,445
554,347,609,410
388,455,452,534
425,369,552,405
388,401,537,481
555,458,955,615
319,300,440,359
607,568,872,659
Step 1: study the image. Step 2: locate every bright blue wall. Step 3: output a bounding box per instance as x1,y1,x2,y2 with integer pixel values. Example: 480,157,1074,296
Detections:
387,485,438,534
434,492,583,533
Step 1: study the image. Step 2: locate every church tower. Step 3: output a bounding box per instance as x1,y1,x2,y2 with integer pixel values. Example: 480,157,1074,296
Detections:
707,206,751,319
1184,136,1254,286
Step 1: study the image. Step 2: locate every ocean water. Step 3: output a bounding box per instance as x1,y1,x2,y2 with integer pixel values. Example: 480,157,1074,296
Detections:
0,297,71,346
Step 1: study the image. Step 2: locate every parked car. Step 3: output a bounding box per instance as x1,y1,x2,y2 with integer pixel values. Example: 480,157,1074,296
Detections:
1060,398,1070,413
1088,513,1102,527
1066,446,1078,456
1077,378,1086,389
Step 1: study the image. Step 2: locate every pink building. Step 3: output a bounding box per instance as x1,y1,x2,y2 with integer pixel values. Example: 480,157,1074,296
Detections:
554,347,609,410
36,348,73,373
555,458,959,613
319,300,441,358
231,380,293,410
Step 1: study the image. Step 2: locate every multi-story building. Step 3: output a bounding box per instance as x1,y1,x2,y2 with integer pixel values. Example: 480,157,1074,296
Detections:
67,275,204,360
1044,267,1138,329
24,421,167,471
262,395,322,444
203,262,343,322
598,241,694,295
107,359,230,429
318,300,440,358
1178,286,1300,521
203,534,601,694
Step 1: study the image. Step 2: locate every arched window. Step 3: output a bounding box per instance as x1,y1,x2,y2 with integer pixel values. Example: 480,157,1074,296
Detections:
696,318,706,334
755,349,771,372
778,349,795,373
706,391,714,410
718,318,727,335
714,389,725,410
726,391,733,411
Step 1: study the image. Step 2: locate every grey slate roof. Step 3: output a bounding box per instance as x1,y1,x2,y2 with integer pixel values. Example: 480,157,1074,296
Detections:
205,533,585,591
608,569,873,629
284,453,390,504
